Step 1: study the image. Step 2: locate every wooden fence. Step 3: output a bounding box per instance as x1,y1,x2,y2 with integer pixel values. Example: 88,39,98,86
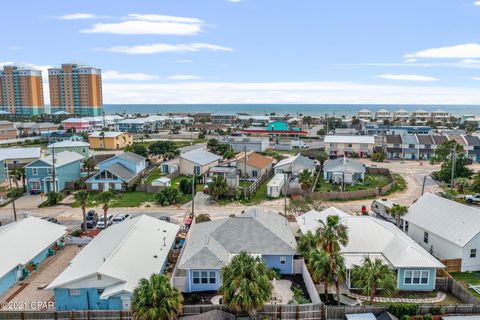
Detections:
436,277,480,305
310,167,395,201
0,311,132,320
181,303,323,320
441,259,462,273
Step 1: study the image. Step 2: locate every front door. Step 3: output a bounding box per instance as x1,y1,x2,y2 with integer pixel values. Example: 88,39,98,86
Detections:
104,183,110,191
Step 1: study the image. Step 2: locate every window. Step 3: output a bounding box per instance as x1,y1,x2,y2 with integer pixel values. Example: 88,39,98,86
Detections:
201,271,208,284
209,272,216,284
404,270,429,285
97,274,102,280
31,181,41,191
280,256,287,265
424,231,429,244
69,289,80,296
252,170,258,178
192,271,200,284
471,249,477,258
32,168,38,175
47,168,53,175
409,144,415,149
194,166,201,175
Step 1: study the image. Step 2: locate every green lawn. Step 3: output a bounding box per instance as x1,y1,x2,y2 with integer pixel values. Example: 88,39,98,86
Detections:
239,180,253,188
70,191,156,208
450,271,480,298
145,168,166,184
240,177,271,205
315,173,390,192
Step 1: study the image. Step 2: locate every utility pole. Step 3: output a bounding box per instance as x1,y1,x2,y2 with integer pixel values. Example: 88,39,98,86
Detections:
52,144,56,193
421,176,426,195
191,175,195,217
283,173,289,217
12,198,17,222
450,148,456,189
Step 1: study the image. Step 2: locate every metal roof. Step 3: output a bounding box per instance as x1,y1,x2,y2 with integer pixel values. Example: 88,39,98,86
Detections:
116,151,146,164
324,135,375,144
48,215,179,298
178,209,297,270
181,148,222,166
27,151,83,167
0,147,41,161
0,216,66,278
89,131,128,138
323,157,365,174
404,193,480,247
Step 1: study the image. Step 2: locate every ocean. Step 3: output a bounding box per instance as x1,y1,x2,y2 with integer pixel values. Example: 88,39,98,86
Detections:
102,104,480,117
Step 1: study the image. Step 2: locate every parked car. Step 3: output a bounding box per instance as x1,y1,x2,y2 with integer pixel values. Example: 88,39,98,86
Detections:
466,194,480,204
42,217,59,224
112,214,132,224
97,215,114,229
158,216,171,223
83,210,98,229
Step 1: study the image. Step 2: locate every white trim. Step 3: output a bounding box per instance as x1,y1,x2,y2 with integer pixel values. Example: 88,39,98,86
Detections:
32,168,38,175
403,269,430,286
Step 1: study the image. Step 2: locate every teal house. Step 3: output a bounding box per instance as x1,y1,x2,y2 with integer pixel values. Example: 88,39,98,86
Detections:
296,208,444,292
25,151,83,193
0,216,66,295
85,152,147,192
47,141,92,160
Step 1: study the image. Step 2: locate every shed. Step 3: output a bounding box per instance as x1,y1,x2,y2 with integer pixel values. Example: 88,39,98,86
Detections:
267,173,287,197
152,176,171,187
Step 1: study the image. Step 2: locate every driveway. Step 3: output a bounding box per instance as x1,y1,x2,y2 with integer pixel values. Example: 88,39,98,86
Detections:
0,245,81,311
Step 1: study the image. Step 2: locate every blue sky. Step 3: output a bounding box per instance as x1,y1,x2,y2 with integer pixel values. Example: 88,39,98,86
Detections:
1,0,480,104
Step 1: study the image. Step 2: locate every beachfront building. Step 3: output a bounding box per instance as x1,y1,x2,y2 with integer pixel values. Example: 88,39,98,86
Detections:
0,64,45,116
62,118,91,132
211,112,238,125
25,151,83,193
411,110,430,125
431,110,451,124
357,109,374,121
173,209,297,293
375,109,393,123
296,207,444,291
48,63,103,117
393,109,411,123
404,193,480,272
0,217,67,295
88,132,133,150
324,135,375,157
48,215,179,310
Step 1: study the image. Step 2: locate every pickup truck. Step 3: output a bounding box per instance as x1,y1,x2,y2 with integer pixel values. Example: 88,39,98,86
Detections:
465,194,480,204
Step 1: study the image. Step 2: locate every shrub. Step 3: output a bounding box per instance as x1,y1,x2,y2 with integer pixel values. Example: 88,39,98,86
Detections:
179,178,193,195
46,192,63,205
195,214,211,223
388,303,419,318
400,316,410,320
423,314,433,320
155,187,182,206
430,306,445,315
372,152,386,162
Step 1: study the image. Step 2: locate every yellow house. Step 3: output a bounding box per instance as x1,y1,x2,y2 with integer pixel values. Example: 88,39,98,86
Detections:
88,132,133,150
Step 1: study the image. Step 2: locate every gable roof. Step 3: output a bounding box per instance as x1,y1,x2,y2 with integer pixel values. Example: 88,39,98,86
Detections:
104,163,136,182
27,151,83,168
402,134,418,145
274,154,315,170
403,193,480,247
432,135,448,145
324,157,365,174
464,135,480,146
47,141,90,148
0,147,41,161
385,135,402,144
48,215,179,298
181,148,222,166
237,152,273,169
416,135,434,145
116,151,146,164
178,209,297,270
0,217,66,278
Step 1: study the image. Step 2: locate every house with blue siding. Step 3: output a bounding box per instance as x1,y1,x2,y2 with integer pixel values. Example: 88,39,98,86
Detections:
296,207,444,292
85,152,147,192
0,147,42,183
0,216,66,295
47,215,179,310
173,208,298,293
25,151,83,193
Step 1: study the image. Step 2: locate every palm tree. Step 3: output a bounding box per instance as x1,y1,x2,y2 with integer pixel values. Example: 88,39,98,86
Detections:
9,167,23,189
316,152,329,172
298,169,314,194
132,274,183,320
83,157,95,176
209,175,228,201
220,251,276,317
97,191,114,229
317,215,349,305
351,257,397,305
74,190,89,233
297,231,316,259
308,248,333,300
390,204,408,229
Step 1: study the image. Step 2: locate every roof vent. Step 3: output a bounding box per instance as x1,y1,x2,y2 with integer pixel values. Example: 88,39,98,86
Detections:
153,255,158,258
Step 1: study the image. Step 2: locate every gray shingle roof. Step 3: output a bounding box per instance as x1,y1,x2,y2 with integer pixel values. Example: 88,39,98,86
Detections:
324,157,365,174
385,135,402,144
106,163,136,182
116,152,146,164
464,135,480,146
416,135,434,145
178,208,297,270
432,135,448,145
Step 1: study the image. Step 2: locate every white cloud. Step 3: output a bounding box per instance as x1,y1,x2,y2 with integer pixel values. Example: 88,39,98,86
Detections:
100,43,234,54
175,59,193,63
378,74,438,81
8,46,21,50
475,1,480,6
166,74,202,80
57,13,98,20
406,43,480,59
81,13,203,35
471,77,480,80
0,61,51,79
101,81,480,104
102,70,158,81
403,58,417,63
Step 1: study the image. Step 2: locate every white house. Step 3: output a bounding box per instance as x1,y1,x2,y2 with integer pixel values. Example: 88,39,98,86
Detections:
323,157,366,185
403,193,480,272
273,154,315,176
47,215,179,310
